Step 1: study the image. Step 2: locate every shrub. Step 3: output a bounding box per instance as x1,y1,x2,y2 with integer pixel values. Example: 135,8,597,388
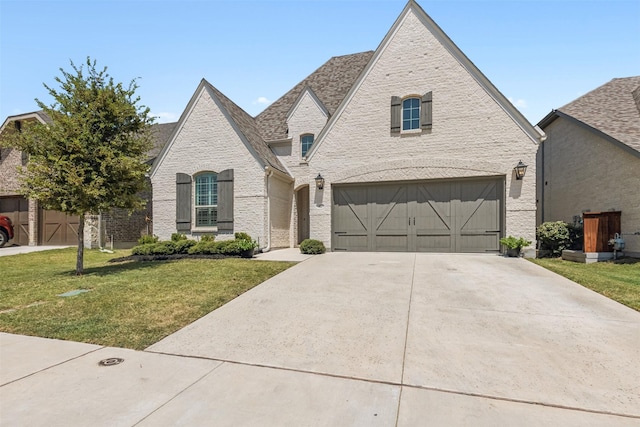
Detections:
499,236,531,250
537,221,578,257
174,239,196,254
188,241,219,255
299,239,326,254
234,232,252,241
150,241,177,255
171,233,187,242
138,235,159,245
131,243,156,256
131,241,177,256
200,234,215,242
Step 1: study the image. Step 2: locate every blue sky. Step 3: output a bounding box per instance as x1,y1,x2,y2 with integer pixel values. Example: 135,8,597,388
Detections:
1,0,638,126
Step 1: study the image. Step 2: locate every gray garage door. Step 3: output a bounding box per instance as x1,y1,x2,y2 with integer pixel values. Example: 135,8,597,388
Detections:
332,177,503,252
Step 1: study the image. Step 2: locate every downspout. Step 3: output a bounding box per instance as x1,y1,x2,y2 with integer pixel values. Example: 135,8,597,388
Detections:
263,167,273,253
535,125,547,224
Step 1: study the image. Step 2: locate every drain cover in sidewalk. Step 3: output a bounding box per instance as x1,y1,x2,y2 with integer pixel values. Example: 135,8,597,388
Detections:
98,358,125,367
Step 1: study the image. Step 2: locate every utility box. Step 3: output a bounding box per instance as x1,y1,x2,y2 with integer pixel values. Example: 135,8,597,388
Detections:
583,211,621,252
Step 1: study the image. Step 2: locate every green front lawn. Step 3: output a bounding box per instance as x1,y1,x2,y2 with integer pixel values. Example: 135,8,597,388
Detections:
529,258,640,311
0,248,295,349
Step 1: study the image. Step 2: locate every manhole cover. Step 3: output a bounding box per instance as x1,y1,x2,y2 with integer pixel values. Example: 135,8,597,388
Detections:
98,358,124,367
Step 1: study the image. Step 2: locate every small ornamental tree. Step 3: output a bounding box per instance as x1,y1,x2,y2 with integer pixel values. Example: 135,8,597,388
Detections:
5,58,154,274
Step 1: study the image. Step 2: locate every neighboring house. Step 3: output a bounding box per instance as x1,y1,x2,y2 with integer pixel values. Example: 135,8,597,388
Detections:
152,0,544,254
0,111,175,248
537,76,640,257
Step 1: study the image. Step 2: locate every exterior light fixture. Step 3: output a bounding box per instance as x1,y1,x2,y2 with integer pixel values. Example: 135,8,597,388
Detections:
315,174,325,190
514,160,527,180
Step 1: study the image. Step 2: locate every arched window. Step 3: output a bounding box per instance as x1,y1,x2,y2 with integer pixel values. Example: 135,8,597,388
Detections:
195,172,218,226
390,92,432,134
402,97,420,130
301,134,314,157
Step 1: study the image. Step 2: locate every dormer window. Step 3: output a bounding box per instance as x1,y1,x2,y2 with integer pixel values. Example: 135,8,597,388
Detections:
301,134,314,158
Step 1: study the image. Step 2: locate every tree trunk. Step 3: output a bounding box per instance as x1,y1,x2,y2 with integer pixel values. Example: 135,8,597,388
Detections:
76,213,84,275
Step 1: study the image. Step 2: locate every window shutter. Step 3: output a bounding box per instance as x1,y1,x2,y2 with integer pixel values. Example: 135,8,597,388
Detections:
390,96,401,133
217,169,234,234
421,91,432,130
176,173,192,232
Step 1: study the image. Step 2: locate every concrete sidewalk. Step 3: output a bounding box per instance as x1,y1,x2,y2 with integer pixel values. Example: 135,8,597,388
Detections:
2,253,639,426
0,245,72,257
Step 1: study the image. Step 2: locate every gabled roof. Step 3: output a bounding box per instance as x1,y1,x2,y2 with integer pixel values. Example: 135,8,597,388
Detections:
256,51,374,142
152,79,289,177
203,81,288,174
0,110,51,132
147,121,178,161
539,76,640,155
306,0,544,160
1,110,176,162
286,86,329,121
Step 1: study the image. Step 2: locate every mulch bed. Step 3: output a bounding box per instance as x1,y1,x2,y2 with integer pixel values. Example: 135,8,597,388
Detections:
108,254,243,263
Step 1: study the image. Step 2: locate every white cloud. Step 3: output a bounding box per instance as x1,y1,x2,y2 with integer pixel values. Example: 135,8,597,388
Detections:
153,112,178,123
252,96,271,105
508,97,528,109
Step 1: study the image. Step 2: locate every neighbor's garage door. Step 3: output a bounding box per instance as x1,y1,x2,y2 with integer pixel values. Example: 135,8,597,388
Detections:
40,209,79,245
0,196,30,246
332,177,503,252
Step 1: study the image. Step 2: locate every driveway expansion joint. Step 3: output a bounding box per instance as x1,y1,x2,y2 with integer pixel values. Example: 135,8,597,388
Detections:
143,350,640,420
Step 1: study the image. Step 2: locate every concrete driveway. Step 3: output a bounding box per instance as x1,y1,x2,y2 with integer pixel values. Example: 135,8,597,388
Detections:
1,253,639,426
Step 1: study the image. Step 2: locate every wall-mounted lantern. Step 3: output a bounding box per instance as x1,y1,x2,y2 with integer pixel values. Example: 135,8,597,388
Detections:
514,160,528,180
315,173,325,190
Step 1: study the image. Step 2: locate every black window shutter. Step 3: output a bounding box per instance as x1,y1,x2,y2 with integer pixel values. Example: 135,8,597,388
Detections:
217,169,234,234
390,96,401,133
176,173,192,232
421,91,432,130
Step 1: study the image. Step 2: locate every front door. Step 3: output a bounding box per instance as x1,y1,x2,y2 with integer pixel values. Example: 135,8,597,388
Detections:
296,186,310,244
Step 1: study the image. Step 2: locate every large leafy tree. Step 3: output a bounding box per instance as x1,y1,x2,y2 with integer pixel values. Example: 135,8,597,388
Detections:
7,58,154,274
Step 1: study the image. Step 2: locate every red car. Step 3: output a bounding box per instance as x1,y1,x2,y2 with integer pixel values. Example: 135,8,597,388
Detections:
0,215,14,247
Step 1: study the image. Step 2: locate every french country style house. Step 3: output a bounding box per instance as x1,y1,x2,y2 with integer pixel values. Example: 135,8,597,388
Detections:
151,0,544,255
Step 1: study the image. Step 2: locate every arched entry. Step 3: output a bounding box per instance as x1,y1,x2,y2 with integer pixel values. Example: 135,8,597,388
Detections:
296,185,310,244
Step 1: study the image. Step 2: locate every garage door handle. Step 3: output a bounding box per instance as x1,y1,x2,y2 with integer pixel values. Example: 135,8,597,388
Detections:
485,230,500,233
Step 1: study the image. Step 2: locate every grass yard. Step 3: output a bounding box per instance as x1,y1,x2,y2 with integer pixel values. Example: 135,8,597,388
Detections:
529,257,640,311
0,248,295,349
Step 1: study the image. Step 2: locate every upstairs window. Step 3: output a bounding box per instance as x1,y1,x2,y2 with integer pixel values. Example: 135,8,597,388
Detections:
301,134,314,157
402,98,420,130
391,92,432,134
195,172,218,227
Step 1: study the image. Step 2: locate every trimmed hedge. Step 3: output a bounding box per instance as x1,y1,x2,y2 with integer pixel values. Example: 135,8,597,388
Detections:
130,232,257,258
299,239,326,254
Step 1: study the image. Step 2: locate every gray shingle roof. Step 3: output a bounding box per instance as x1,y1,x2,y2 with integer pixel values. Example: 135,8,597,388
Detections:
558,76,640,153
256,51,374,142
148,122,177,161
203,80,288,174
2,110,176,162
